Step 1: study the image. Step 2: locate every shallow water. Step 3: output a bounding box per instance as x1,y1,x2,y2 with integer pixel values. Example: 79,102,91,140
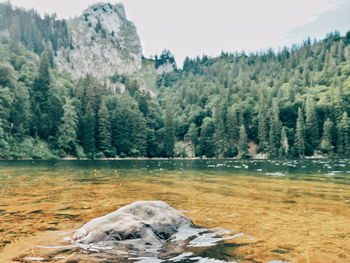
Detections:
0,159,349,263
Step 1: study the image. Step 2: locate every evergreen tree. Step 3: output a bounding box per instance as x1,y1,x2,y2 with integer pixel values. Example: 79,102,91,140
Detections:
146,128,159,157
97,102,113,157
57,99,78,155
31,51,52,139
321,118,334,154
129,109,147,156
268,101,282,157
258,94,268,152
0,120,10,158
238,124,249,159
185,123,198,144
198,117,215,158
111,103,132,156
214,105,228,157
295,108,306,158
0,63,16,90
81,103,96,158
185,122,198,156
163,108,175,157
337,112,350,157
10,84,31,138
226,106,239,142
280,126,289,157
305,96,319,152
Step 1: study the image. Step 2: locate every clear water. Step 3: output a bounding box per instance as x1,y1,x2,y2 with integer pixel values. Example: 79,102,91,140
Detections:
0,159,349,263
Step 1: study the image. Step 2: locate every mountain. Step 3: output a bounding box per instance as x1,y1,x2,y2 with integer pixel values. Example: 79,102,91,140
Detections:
0,1,349,160
55,2,142,79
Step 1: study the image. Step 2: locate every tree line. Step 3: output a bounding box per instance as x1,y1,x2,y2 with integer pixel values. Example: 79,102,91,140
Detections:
0,3,349,159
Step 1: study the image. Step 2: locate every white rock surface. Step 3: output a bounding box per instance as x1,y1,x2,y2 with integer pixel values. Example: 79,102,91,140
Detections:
55,2,142,79
73,201,191,245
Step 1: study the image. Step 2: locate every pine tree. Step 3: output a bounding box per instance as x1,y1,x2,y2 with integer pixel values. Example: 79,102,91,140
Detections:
280,126,289,157
226,106,239,142
11,84,31,138
268,101,282,157
163,108,175,157
258,94,268,152
305,96,319,152
337,112,350,157
31,51,52,139
295,108,305,158
81,103,96,158
214,106,228,157
238,124,249,159
185,122,198,157
97,102,113,157
57,99,78,155
0,120,10,158
321,118,334,154
198,117,215,158
129,109,147,157
111,104,132,156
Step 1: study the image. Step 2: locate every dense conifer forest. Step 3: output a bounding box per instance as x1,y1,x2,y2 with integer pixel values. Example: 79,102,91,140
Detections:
0,3,349,159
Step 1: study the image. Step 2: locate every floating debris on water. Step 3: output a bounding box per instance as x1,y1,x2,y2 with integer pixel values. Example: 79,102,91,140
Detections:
265,172,285,177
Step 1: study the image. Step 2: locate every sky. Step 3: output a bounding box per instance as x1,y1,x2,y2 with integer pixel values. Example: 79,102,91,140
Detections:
1,0,349,65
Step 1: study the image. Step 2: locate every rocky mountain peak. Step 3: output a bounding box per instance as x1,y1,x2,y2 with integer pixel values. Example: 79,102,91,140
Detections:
81,2,127,36
55,2,142,79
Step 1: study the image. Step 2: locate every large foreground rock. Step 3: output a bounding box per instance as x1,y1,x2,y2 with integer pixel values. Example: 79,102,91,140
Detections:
73,201,192,248
72,201,242,262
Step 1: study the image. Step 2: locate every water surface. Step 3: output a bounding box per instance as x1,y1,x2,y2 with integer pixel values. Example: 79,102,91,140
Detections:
0,159,349,262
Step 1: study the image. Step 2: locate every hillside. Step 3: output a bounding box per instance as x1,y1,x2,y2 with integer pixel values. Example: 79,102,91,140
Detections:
0,2,349,159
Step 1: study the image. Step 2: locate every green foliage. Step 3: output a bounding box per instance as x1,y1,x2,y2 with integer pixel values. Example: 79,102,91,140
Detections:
163,108,175,157
0,3,349,159
57,99,78,155
198,117,215,158
321,118,334,153
258,94,268,152
305,96,319,153
0,123,10,158
154,49,176,69
109,95,147,157
97,101,114,157
295,108,306,158
31,51,53,139
9,137,57,159
0,2,71,53
81,103,96,158
280,126,289,157
337,112,350,157
238,124,250,159
268,101,282,158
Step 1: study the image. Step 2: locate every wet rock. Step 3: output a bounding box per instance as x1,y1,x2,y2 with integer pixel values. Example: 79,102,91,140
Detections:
72,201,242,262
73,201,191,247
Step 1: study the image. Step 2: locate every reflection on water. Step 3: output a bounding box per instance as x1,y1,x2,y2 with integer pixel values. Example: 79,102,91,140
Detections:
0,159,349,263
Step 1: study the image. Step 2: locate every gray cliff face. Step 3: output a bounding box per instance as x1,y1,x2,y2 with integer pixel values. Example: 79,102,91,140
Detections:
55,2,142,79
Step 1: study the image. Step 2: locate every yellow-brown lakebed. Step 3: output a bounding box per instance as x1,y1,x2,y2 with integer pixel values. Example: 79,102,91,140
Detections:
0,160,349,262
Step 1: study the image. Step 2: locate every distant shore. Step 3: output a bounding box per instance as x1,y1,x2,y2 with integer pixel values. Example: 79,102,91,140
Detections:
0,155,330,161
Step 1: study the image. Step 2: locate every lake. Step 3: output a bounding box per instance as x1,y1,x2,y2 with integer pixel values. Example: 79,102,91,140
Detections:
0,159,349,263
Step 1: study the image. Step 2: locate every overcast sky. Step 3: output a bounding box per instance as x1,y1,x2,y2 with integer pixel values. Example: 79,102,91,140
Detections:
1,0,350,65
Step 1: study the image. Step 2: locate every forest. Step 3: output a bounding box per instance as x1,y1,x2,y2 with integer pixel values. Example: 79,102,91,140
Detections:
0,3,349,159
